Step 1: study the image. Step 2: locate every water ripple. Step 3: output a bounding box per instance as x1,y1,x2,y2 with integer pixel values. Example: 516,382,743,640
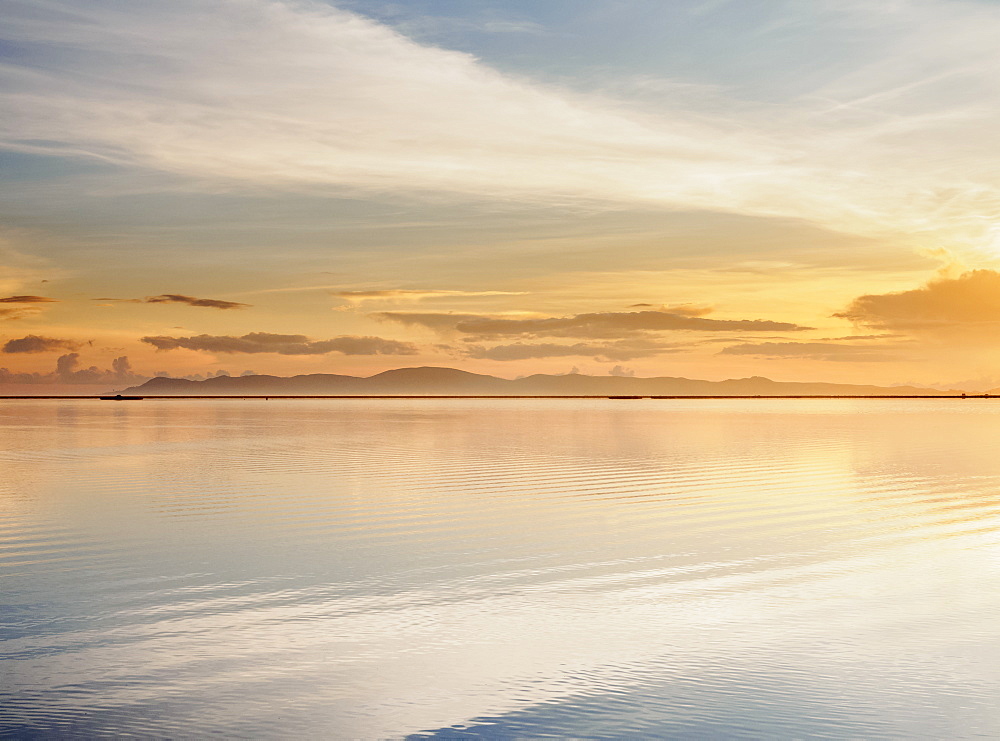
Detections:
3,399,1000,738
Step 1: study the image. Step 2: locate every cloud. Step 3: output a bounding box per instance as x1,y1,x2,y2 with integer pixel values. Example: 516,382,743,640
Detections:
380,9,547,39
718,341,898,362
0,308,40,320
835,270,1000,333
377,309,811,339
456,312,811,338
142,332,418,355
333,289,523,303
627,303,712,316
0,295,57,303
373,312,488,332
3,335,82,353
6,1,1000,253
819,334,902,341
55,353,144,383
145,294,250,310
98,294,250,309
0,0,766,204
626,303,713,316
0,353,146,385
609,365,636,377
0,293,55,319
464,339,687,361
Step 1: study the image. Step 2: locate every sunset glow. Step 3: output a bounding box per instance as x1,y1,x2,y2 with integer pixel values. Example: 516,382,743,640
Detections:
3,0,1000,391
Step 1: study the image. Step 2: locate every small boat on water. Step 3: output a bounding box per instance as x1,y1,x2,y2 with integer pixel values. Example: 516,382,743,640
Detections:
99,394,144,401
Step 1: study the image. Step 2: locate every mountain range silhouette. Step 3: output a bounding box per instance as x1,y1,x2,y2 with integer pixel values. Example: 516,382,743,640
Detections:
119,366,957,396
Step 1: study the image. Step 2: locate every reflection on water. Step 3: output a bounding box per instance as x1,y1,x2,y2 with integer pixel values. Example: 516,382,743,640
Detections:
2,399,1000,738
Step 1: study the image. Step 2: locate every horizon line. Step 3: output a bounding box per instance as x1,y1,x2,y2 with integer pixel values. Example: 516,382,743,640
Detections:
0,394,993,401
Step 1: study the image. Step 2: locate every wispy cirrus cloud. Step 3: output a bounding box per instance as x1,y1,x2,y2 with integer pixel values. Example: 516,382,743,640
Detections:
142,332,418,355
371,312,489,332
5,0,1000,255
333,289,524,303
627,304,713,316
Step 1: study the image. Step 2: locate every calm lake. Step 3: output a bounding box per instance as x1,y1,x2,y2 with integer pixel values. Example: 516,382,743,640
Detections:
3,398,1000,738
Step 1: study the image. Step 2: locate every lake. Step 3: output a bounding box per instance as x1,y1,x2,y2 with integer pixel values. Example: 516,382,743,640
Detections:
3,398,1000,738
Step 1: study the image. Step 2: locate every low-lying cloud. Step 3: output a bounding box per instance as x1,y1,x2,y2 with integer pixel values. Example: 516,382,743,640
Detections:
836,270,1000,333
464,338,687,361
377,309,811,339
0,353,145,385
142,332,418,355
719,341,898,362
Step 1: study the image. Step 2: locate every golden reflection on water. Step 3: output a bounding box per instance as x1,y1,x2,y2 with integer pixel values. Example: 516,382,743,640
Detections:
2,399,1000,738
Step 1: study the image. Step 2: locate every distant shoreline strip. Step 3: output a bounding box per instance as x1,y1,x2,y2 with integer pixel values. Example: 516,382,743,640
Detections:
0,395,993,400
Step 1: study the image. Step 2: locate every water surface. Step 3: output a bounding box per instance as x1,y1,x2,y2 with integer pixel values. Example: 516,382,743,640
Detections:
3,399,1000,738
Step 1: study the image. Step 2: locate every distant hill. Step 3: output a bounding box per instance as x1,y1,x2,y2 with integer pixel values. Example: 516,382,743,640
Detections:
116,366,958,397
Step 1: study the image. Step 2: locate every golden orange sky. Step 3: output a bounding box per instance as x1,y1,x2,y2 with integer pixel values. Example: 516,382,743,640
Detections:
4,0,1000,391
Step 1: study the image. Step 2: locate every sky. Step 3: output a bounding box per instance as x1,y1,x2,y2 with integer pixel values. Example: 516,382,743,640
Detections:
3,0,1000,390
